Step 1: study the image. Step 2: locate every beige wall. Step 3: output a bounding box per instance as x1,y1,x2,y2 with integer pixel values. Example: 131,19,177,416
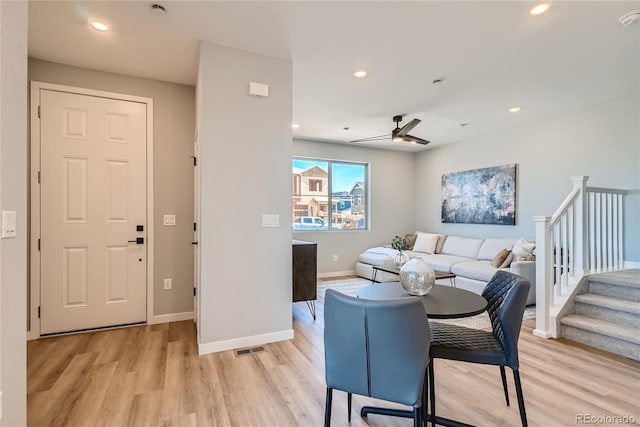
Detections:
28,59,195,318
1,1,28,425
293,139,416,274
197,42,293,352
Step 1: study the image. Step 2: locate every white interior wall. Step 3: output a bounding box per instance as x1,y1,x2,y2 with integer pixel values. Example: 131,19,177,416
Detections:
293,139,416,274
415,95,640,263
197,42,293,353
0,1,28,425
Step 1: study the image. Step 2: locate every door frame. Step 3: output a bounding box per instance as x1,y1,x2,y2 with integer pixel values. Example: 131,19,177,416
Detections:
28,81,154,340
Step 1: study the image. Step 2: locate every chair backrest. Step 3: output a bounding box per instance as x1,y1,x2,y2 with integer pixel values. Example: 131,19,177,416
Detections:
482,270,531,369
324,289,430,407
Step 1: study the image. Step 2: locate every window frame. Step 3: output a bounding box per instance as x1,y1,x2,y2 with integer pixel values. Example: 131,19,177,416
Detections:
292,156,370,232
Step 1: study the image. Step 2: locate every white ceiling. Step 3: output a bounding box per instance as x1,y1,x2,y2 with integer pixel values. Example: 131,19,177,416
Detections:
29,1,640,152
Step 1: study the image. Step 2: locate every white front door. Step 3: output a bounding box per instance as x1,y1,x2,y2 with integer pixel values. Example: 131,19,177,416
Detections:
39,88,147,334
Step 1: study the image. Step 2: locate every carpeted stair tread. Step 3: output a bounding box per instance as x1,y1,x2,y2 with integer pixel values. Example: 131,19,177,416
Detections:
560,314,640,345
575,293,640,315
588,269,640,288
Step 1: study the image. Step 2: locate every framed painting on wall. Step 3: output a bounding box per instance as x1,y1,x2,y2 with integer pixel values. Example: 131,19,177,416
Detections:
441,164,516,225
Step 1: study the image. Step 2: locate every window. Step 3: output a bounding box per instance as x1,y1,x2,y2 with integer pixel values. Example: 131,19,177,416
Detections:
292,157,368,231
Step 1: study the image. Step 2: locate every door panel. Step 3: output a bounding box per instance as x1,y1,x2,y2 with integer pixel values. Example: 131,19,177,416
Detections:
40,89,147,334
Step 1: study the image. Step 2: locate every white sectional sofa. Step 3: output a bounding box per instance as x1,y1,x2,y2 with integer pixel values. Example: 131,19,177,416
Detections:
355,234,536,305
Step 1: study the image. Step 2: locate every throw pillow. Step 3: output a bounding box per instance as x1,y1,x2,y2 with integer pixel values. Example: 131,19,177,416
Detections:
490,249,511,268
512,238,536,262
435,234,447,253
404,233,417,250
500,252,514,268
413,232,439,254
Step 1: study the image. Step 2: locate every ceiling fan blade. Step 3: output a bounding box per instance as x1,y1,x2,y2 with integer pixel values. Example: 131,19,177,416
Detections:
406,134,431,145
396,118,421,136
350,133,390,143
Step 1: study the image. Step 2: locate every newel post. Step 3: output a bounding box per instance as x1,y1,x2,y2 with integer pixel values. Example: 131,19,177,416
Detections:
533,216,554,338
571,176,589,276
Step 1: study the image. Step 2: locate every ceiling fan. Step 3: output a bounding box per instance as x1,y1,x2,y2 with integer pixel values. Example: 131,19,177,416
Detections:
351,115,431,145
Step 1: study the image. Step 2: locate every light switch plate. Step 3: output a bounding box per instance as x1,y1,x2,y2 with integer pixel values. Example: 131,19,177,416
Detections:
163,214,176,226
1,211,16,238
262,214,279,227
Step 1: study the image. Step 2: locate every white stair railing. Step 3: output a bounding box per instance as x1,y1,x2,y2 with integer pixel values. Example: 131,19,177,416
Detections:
533,176,627,339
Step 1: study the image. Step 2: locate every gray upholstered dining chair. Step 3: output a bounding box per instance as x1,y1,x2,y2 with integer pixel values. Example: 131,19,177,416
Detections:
428,270,531,427
323,289,431,427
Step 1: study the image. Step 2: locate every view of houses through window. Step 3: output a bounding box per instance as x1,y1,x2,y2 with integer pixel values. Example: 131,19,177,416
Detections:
292,158,368,231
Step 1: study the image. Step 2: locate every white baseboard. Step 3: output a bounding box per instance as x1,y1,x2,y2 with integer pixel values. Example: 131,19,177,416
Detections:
317,270,356,279
150,311,194,324
198,329,294,355
624,261,640,269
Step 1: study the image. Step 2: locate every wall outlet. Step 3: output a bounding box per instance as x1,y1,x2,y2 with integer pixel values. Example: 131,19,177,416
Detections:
163,214,176,226
163,278,172,290
332,254,338,262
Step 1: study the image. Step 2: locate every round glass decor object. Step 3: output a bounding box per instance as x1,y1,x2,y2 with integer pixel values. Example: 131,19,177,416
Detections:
399,257,436,296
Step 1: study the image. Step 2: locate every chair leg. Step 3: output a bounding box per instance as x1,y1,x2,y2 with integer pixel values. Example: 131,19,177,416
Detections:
413,406,421,427
347,392,352,422
422,368,429,422
429,360,436,427
500,366,510,406
324,388,333,427
513,370,528,427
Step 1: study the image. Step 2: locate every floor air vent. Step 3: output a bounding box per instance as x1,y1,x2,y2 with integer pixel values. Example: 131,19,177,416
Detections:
234,346,265,357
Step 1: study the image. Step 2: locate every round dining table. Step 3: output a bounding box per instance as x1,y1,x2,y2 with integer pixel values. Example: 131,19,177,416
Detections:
357,282,488,319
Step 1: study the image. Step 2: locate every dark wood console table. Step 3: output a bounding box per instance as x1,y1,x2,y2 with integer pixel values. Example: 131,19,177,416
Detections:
292,239,317,320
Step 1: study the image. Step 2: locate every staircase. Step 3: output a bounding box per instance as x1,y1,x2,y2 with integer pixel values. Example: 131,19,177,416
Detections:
559,269,640,360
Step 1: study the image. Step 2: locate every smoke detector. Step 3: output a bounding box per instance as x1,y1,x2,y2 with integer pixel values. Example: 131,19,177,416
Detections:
619,11,640,26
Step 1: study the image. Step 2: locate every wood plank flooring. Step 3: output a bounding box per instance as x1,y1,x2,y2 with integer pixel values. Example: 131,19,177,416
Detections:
28,296,640,426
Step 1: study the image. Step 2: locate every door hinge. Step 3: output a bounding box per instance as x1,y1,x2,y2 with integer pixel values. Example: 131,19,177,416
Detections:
38,306,41,318
193,288,196,296
38,238,41,251
191,156,197,166
193,222,197,231
38,105,41,118
38,171,41,184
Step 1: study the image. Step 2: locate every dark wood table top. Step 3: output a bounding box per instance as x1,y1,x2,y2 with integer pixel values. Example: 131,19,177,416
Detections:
371,264,456,280
357,282,487,319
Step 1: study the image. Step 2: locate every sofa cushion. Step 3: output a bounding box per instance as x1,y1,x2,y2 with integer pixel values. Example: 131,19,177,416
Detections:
441,236,485,259
413,232,440,254
359,247,399,266
477,238,518,260
451,260,498,282
412,253,473,273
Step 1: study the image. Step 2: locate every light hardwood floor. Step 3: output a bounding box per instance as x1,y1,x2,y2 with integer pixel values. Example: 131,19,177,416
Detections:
28,295,639,426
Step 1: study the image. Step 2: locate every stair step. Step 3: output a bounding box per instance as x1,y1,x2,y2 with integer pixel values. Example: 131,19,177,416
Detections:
587,269,640,288
560,315,640,345
575,294,640,315
588,281,640,302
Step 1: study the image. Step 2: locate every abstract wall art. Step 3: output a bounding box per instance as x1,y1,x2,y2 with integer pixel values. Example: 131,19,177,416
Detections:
441,164,516,225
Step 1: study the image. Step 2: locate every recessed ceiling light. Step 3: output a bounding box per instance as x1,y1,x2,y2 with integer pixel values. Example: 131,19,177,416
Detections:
343,127,350,131
291,123,300,129
90,20,109,31
529,3,550,16
432,77,446,84
509,107,522,113
151,4,167,15
459,123,470,128
353,70,368,78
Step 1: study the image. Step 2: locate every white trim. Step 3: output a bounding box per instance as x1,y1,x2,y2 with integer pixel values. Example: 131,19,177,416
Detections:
198,329,294,355
317,270,356,279
624,261,640,269
29,81,154,338
149,311,194,324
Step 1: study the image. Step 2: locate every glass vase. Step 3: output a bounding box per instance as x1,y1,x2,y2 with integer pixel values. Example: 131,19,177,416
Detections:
394,250,409,267
400,257,436,296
